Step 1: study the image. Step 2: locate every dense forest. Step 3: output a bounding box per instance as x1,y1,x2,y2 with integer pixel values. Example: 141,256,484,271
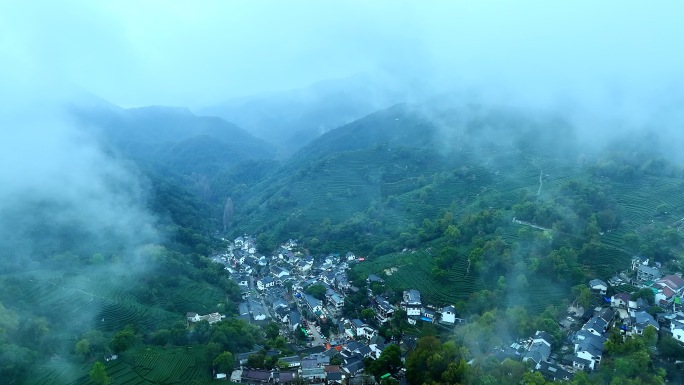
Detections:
1,98,683,385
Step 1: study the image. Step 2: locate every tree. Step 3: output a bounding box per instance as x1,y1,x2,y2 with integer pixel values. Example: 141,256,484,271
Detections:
75,339,90,359
444,224,461,241
641,325,658,349
305,284,326,300
631,288,655,306
375,344,402,376
522,371,548,385
89,362,111,385
213,351,234,373
247,353,266,369
90,253,105,264
83,330,108,354
655,203,669,216
265,322,280,340
658,335,684,360
110,328,136,354
0,302,18,341
571,284,593,309
360,308,376,324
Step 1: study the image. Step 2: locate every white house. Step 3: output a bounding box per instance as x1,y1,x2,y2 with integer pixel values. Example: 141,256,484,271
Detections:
374,296,395,324
572,330,606,371
589,279,608,295
234,237,245,248
257,277,275,291
402,289,422,316
351,319,376,339
671,319,684,343
329,293,345,310
187,312,224,325
636,264,661,282
303,294,323,315
611,293,630,309
186,312,201,323
249,301,267,321
656,275,684,296
440,305,456,324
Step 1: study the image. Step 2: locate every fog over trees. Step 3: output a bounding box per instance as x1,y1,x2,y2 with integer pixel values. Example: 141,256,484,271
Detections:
1,1,684,385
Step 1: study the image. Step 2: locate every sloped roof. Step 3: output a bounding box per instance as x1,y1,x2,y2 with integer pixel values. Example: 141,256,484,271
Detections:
658,275,684,290
533,331,554,346
657,285,676,298
403,289,421,304
634,311,658,330
368,274,385,283
304,294,322,308
242,369,271,381
289,310,301,325
638,265,661,277
352,319,366,328
275,371,297,383
598,308,615,323
576,339,604,357
441,305,456,313
301,358,318,369
342,360,365,375
573,356,592,367
613,292,631,303
327,372,343,381
523,341,551,363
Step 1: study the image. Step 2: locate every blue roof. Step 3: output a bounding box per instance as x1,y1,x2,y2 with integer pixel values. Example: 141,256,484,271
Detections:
420,317,432,322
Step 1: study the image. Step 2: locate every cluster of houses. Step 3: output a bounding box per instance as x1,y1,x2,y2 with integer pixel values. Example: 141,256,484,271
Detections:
229,338,394,384
492,256,684,382
565,258,684,373
186,312,225,325
205,236,464,383
210,235,684,382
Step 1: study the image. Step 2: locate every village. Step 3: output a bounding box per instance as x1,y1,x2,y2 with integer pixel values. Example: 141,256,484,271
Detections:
186,235,462,384
187,235,684,384
492,256,684,382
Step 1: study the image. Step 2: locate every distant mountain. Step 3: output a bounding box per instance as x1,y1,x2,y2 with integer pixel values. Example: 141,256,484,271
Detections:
227,102,580,251
199,73,426,157
71,102,276,182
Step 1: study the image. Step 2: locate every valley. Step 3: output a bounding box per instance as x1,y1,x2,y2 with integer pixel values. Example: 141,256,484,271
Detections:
1,101,683,385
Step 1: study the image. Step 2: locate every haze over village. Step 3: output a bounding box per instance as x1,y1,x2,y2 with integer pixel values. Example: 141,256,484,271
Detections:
1,1,684,385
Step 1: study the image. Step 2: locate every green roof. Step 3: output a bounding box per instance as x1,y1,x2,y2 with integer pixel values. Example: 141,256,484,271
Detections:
675,297,681,305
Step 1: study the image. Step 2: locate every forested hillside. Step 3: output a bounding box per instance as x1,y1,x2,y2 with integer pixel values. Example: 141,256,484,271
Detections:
0,111,261,384
225,103,684,315
71,102,276,201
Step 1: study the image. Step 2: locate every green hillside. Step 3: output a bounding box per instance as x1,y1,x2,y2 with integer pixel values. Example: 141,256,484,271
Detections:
228,103,684,314
71,104,275,185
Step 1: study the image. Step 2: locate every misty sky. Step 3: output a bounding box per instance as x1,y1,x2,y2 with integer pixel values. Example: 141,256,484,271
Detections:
2,1,684,108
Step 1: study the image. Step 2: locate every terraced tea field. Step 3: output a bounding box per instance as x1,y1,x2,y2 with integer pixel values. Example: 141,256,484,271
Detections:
27,347,219,385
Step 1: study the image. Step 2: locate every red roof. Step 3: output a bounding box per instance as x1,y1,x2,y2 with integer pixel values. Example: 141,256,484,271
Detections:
655,283,675,299
658,275,684,290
